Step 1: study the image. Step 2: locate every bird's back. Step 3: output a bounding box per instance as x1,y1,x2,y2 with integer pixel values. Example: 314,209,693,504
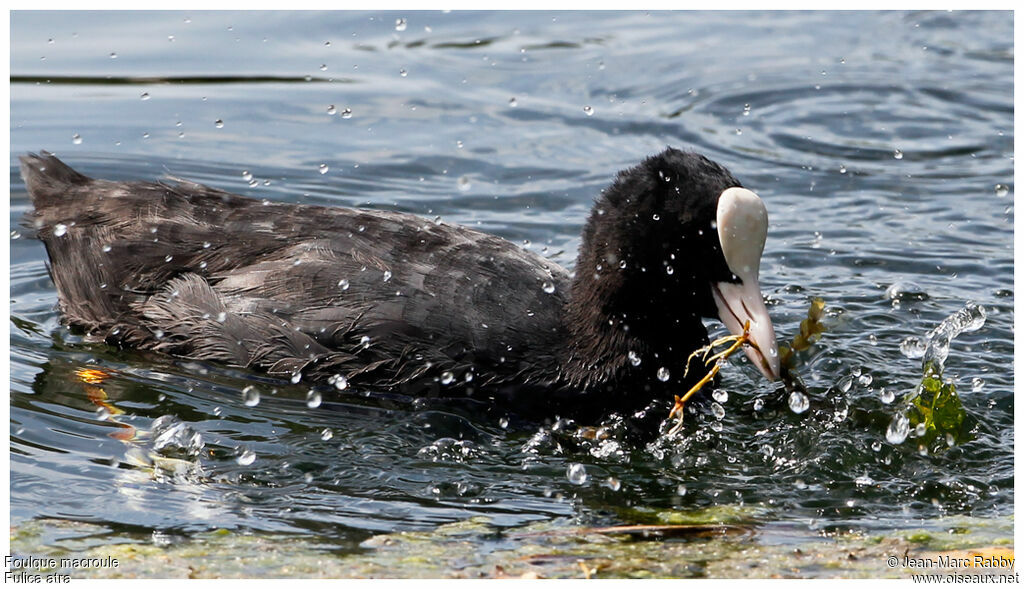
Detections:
21,153,572,393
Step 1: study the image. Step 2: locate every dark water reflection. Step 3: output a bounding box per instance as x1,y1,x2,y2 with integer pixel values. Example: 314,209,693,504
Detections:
10,10,1013,549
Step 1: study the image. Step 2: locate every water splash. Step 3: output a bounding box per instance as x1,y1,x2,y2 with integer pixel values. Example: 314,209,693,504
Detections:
921,301,983,374
151,415,204,459
418,438,478,462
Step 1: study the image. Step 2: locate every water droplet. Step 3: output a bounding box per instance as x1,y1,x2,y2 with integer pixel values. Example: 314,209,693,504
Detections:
753,398,765,411
332,374,348,391
712,389,728,404
71,133,82,145
606,477,621,491
508,97,517,107
399,68,407,77
440,371,455,385
858,373,873,386
214,119,224,128
879,388,895,404
320,428,334,441
583,105,594,116
236,448,256,466
855,474,874,487
382,270,392,282
95,406,111,421
788,391,809,414
216,312,227,322
109,52,118,59
140,92,151,101
53,224,68,237
242,170,253,182
395,18,407,31
656,367,670,382
893,148,903,160
327,105,337,115
164,255,174,262
291,372,302,384
498,417,509,429
542,281,556,294
839,164,847,174
319,163,329,174
971,377,984,392
885,413,910,444
457,175,472,192
360,335,371,348
306,390,322,408
101,244,112,252
994,184,1009,197
711,402,725,420
341,108,353,119
566,463,588,485
242,386,260,407
914,422,926,438
319,63,328,71
665,265,674,275
899,337,927,359
338,278,350,290
628,350,641,367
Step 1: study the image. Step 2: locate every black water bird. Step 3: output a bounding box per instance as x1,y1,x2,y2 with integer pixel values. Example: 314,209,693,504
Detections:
21,148,779,417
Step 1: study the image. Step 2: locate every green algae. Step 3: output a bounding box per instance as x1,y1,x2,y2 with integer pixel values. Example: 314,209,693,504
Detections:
621,504,770,526
902,362,973,450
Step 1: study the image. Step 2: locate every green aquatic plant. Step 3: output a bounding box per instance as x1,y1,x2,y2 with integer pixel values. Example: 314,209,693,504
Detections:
779,297,826,394
898,361,972,450
779,297,826,371
887,302,984,451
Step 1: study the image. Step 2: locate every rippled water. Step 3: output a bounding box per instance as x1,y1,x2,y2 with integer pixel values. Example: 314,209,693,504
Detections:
10,11,1013,556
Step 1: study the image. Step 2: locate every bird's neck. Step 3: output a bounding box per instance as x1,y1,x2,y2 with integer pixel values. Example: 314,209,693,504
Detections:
561,258,710,395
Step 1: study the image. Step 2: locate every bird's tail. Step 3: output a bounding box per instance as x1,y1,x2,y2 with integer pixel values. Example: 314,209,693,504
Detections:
19,151,91,207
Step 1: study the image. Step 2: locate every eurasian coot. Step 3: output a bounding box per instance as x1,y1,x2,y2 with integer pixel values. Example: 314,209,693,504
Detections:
21,148,779,416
